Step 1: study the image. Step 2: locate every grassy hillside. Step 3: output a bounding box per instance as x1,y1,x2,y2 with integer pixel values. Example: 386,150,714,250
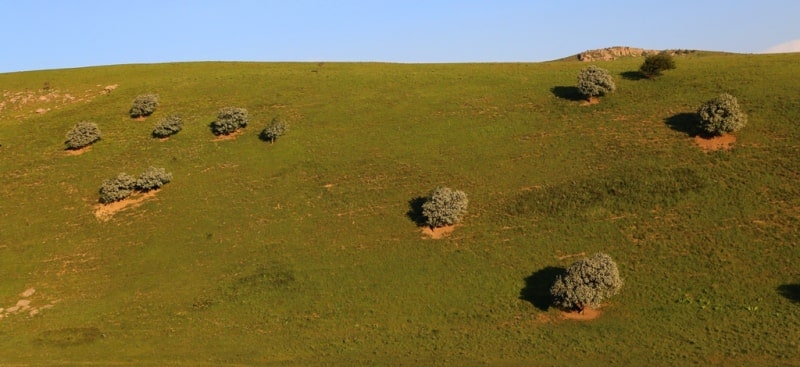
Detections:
1,53,799,366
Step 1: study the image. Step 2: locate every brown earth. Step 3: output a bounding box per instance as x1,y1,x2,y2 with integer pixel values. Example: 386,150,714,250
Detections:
694,134,736,151
421,225,456,239
94,190,159,221
64,146,91,156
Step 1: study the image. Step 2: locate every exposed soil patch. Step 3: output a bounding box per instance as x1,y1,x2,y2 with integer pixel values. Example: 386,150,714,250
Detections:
64,146,91,156
421,225,456,239
694,134,736,151
560,307,602,321
212,130,245,141
580,97,600,106
0,287,57,320
94,190,159,221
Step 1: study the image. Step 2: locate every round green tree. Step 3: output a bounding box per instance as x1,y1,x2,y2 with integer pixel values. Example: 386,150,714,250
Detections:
152,114,183,138
421,187,468,228
577,65,616,101
259,118,288,143
697,93,747,135
211,107,249,136
550,253,623,312
130,94,159,118
639,52,676,78
65,121,101,150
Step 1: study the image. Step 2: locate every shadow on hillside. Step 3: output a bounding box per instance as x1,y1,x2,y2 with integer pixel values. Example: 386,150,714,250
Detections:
665,112,703,137
621,71,646,81
406,196,428,227
550,86,585,102
519,266,566,311
778,284,800,303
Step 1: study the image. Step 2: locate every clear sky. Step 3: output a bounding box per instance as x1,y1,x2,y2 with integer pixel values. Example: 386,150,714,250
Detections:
2,0,799,73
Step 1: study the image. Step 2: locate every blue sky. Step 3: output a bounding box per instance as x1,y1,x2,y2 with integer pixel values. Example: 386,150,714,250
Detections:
2,0,799,73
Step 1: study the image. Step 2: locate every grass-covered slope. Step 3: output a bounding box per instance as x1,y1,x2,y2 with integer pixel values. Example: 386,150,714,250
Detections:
0,53,799,366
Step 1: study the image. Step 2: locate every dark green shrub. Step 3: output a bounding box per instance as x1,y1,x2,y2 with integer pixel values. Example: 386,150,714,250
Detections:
259,118,287,143
211,107,249,135
152,114,183,138
130,94,159,118
577,65,616,100
697,93,747,135
421,187,468,228
550,253,622,311
135,167,172,192
99,173,136,204
65,121,101,150
639,52,676,78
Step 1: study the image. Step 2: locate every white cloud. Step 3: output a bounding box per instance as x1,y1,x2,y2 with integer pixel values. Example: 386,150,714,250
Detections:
763,39,800,53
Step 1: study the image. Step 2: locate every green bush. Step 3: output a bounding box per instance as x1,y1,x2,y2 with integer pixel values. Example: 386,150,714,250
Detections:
99,173,136,204
639,52,676,78
65,121,101,150
135,167,172,192
550,253,623,311
130,94,159,118
421,187,468,228
697,93,747,135
211,107,249,135
152,114,183,138
259,118,288,143
577,65,616,100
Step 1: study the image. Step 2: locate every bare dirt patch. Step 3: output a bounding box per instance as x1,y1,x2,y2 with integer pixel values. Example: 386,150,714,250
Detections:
694,134,736,151
94,190,159,221
421,225,456,239
580,96,600,106
212,130,245,141
560,307,603,321
64,146,91,156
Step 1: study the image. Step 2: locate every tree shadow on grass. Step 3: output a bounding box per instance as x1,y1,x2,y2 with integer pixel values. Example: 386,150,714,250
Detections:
665,112,703,137
778,284,800,303
550,86,585,102
406,196,428,227
621,71,646,81
519,266,566,311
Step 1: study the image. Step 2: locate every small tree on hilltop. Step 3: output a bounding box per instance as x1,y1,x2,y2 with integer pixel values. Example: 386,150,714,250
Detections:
639,52,676,78
130,94,159,118
65,121,101,150
697,93,747,136
259,117,288,143
421,187,468,229
211,107,249,135
577,65,616,102
550,253,622,312
99,173,136,204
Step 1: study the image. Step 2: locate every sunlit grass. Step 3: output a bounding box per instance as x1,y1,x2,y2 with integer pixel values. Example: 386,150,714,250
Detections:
0,53,798,366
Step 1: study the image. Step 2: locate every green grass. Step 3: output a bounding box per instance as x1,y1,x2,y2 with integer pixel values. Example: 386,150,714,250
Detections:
0,52,799,366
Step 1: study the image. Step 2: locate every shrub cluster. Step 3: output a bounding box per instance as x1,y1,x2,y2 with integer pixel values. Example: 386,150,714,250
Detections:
577,65,616,99
98,167,172,203
550,253,622,311
152,114,183,138
640,52,676,78
697,93,747,135
65,121,101,150
98,173,136,204
135,166,173,192
130,94,159,118
260,118,288,143
211,107,249,135
421,187,469,228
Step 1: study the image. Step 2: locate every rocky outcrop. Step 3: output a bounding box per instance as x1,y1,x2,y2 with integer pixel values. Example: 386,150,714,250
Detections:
577,46,695,62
